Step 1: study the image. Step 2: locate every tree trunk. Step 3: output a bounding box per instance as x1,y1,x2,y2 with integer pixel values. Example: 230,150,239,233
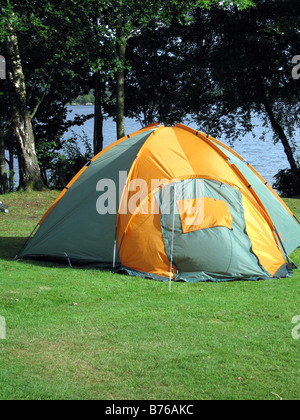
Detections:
93,70,104,155
262,90,300,194
116,42,126,140
5,27,44,191
0,126,9,194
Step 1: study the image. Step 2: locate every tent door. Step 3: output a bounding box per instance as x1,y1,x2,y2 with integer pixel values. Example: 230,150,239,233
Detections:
156,179,268,281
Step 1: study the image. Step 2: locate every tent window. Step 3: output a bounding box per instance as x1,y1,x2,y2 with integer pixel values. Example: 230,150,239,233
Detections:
177,197,233,234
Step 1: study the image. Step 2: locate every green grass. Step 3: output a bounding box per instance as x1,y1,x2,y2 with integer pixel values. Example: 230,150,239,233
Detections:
0,191,300,400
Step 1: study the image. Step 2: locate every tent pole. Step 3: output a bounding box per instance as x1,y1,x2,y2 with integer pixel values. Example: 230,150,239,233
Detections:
169,184,177,293
113,239,117,271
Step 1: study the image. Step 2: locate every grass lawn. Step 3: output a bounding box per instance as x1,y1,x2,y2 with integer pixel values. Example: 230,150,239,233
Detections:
0,190,300,400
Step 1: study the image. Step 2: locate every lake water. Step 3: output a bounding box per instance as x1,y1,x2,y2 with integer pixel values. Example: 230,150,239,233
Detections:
66,105,299,187
6,105,299,189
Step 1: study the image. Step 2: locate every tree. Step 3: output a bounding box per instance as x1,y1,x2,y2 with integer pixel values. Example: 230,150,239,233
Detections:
2,7,44,191
96,0,254,139
125,19,211,126
183,1,300,193
0,0,93,190
0,0,255,193
125,30,184,126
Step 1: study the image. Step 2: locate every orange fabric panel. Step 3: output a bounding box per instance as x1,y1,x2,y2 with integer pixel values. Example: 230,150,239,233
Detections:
118,196,172,278
242,196,286,277
177,198,233,233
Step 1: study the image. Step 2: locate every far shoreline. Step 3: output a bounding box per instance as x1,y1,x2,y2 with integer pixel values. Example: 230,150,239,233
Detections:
67,103,94,107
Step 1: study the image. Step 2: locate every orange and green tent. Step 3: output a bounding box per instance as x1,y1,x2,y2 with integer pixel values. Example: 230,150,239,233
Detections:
21,124,300,282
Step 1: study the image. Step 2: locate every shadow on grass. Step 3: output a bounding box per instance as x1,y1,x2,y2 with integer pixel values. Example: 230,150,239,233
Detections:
0,237,27,261
0,237,65,269
0,237,115,275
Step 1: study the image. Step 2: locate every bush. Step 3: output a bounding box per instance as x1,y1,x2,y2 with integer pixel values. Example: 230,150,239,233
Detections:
273,168,300,197
49,134,93,190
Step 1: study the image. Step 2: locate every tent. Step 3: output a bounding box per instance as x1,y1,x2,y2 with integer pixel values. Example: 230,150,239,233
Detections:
21,124,300,282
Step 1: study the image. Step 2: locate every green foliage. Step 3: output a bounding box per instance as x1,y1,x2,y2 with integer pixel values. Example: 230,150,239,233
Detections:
49,134,93,190
87,0,255,81
125,28,189,125
6,0,298,194
183,1,299,125
0,0,96,190
273,168,300,197
172,0,300,177
34,104,94,186
72,92,95,105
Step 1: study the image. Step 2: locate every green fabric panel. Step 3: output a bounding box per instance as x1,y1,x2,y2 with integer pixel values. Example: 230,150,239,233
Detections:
178,272,277,283
211,140,300,255
156,179,269,282
120,266,169,283
121,265,290,283
21,130,153,265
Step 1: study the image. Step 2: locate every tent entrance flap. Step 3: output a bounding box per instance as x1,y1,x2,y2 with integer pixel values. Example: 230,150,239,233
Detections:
156,178,270,281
